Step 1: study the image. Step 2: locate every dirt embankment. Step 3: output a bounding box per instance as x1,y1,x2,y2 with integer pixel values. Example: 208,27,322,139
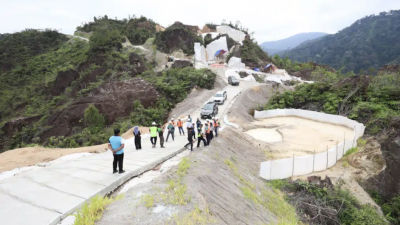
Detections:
98,127,292,225
41,78,160,141
229,84,290,125
378,64,400,74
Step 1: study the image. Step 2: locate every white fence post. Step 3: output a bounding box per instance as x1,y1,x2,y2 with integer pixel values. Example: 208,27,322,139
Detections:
326,146,329,169
292,154,295,177
312,149,316,172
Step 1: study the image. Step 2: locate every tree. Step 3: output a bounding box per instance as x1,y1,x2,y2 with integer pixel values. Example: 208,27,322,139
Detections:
84,104,105,130
88,29,123,55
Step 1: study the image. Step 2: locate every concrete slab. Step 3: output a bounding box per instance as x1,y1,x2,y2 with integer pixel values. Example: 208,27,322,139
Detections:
23,168,105,199
46,167,120,186
0,192,61,225
0,176,84,215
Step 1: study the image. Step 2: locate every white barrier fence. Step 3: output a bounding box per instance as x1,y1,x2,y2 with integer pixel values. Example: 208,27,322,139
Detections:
256,109,365,180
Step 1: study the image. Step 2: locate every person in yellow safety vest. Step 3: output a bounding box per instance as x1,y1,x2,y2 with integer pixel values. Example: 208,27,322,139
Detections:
197,124,207,147
149,122,158,148
214,118,220,137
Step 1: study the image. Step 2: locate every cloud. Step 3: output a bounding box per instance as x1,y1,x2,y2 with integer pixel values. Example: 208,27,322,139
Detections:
1,0,399,42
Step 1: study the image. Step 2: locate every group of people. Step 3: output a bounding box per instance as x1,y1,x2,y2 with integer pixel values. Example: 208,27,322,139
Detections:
108,115,221,174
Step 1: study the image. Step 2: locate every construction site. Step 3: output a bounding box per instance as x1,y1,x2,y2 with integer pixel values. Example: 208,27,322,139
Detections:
0,20,395,225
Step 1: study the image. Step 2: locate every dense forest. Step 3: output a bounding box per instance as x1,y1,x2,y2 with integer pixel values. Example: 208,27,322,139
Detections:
280,10,400,73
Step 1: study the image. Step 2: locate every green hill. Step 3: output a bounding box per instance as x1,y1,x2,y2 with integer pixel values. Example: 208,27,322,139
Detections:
280,10,400,73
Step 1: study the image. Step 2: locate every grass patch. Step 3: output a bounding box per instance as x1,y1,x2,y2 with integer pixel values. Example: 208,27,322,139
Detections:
141,194,154,208
178,157,191,177
162,179,192,205
224,159,255,189
344,147,358,157
241,186,299,225
357,138,367,147
73,195,123,225
267,179,291,190
170,206,215,225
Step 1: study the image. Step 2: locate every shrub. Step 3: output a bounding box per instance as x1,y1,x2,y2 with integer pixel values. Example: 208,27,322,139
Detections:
84,104,105,130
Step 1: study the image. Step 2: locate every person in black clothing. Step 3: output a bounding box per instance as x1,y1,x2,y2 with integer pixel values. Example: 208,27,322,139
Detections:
185,126,195,151
133,126,141,150
197,124,207,147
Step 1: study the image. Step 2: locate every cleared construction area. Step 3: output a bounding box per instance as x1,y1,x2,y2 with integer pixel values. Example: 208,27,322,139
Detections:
247,116,354,158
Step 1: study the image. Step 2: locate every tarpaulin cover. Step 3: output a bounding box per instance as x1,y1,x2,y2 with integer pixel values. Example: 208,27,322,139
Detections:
254,68,260,71
214,49,227,56
256,109,366,180
264,64,272,69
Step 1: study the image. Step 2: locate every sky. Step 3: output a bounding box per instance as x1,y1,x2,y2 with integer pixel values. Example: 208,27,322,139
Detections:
1,0,400,43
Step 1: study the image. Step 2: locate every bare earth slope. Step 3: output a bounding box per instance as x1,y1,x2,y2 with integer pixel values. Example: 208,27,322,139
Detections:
97,127,293,225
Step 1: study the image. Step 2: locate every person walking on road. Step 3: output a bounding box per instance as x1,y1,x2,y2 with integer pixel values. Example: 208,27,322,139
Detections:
209,119,214,140
186,125,195,151
108,128,125,174
186,118,193,134
205,122,211,146
177,119,185,136
133,126,142,150
213,118,219,137
197,124,207,147
166,121,175,142
196,118,201,129
191,122,196,140
149,122,158,148
158,124,165,148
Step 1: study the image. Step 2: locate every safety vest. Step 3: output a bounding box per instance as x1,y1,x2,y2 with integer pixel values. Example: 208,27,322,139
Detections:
177,121,183,127
150,127,157,137
214,121,218,127
205,126,210,134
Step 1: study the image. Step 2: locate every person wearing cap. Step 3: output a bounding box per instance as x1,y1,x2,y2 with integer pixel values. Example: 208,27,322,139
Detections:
166,121,175,142
149,122,158,148
158,124,165,148
171,118,176,136
197,124,207,147
108,128,125,174
177,118,185,136
185,127,195,151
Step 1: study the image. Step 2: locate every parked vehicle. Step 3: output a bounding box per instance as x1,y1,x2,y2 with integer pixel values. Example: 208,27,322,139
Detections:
200,102,219,119
213,91,227,105
228,76,240,86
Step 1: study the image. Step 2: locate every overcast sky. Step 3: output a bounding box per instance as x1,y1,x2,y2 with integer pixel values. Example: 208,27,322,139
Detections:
1,0,400,43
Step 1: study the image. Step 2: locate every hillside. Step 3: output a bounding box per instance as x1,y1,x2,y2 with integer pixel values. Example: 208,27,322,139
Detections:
0,19,216,153
260,32,327,55
280,10,400,73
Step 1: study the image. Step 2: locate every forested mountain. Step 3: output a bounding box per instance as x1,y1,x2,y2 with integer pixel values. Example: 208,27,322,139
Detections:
260,32,328,55
280,10,400,73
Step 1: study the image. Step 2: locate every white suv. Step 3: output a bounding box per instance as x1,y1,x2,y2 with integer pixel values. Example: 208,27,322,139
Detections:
213,91,227,105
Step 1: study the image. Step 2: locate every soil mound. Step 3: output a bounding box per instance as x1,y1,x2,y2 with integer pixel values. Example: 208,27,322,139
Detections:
50,69,79,96
171,60,193,69
42,78,160,141
154,22,199,55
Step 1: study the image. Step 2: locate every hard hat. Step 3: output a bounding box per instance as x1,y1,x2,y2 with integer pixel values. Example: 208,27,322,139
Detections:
171,118,174,120
152,122,156,125
212,117,215,119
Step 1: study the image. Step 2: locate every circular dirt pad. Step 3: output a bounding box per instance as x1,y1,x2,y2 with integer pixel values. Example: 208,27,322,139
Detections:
245,128,282,143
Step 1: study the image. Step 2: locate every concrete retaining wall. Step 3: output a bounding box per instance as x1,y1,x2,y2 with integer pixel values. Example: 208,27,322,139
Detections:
256,109,365,180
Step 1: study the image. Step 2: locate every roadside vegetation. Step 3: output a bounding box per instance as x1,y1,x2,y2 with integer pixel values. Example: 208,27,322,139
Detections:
73,194,123,225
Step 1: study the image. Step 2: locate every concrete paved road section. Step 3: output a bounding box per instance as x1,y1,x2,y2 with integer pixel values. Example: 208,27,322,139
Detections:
0,66,257,225
0,133,188,225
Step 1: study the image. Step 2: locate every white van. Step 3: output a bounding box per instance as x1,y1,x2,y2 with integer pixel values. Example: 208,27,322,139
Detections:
213,91,227,105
